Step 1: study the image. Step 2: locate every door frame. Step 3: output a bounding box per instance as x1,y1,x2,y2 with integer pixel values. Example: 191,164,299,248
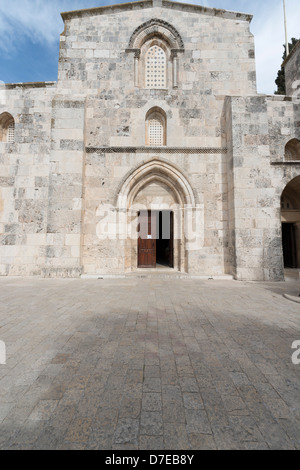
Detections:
137,210,174,269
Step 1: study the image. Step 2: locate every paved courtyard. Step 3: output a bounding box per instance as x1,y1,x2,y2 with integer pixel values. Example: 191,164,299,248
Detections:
0,276,299,450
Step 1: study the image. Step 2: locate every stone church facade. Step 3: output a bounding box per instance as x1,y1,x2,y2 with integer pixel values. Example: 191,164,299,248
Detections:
0,0,299,280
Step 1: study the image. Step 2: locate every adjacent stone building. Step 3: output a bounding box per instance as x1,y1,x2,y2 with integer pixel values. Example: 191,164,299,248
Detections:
0,0,299,280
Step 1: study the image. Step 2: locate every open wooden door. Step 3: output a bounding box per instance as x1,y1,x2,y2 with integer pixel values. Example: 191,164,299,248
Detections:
138,211,156,268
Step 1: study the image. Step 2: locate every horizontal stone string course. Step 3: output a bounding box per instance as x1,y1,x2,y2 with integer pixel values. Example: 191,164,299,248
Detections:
85,146,228,154
271,161,300,165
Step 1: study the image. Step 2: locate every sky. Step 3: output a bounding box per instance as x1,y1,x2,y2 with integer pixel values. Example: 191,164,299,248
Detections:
0,0,299,94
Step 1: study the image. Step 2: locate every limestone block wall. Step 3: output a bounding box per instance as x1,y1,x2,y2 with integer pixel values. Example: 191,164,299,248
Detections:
267,96,300,161
0,83,56,276
81,149,228,276
33,1,257,278
43,96,86,277
226,95,277,280
2,2,299,280
284,40,300,97
58,2,257,150
226,95,300,281
224,96,236,276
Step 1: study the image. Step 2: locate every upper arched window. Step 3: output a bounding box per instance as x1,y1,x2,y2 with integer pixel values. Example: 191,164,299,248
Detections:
127,19,184,90
285,138,300,161
145,45,166,89
0,112,15,143
146,108,166,146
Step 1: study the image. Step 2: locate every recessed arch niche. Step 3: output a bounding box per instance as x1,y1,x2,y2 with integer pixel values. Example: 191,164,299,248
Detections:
116,158,197,273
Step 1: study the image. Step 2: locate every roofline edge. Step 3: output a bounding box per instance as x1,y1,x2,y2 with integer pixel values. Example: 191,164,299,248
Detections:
61,0,253,23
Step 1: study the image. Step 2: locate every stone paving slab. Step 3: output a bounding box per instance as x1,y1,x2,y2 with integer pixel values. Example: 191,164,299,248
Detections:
0,277,299,450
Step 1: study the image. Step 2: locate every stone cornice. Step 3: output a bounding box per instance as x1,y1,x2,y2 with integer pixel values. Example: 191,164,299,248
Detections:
162,1,252,22
2,82,56,89
61,0,252,23
283,39,300,67
61,1,151,21
271,161,300,165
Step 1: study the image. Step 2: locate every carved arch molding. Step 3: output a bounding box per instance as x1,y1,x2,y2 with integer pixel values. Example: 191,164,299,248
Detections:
126,19,185,88
127,18,185,52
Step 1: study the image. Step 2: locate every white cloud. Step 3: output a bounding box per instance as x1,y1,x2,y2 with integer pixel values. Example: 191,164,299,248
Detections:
0,1,111,54
0,0,63,53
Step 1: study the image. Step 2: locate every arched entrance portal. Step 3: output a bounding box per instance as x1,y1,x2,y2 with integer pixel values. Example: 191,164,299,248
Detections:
116,158,196,273
281,176,300,270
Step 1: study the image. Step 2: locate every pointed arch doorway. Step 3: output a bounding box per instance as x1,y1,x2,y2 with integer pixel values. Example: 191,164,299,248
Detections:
116,158,196,273
281,175,300,270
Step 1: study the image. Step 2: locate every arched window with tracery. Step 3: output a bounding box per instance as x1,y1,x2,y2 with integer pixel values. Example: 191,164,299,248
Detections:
145,45,166,89
127,19,184,90
0,112,15,143
146,108,166,146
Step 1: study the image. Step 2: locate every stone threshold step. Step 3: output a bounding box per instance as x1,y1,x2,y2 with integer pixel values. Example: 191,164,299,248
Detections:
81,273,234,280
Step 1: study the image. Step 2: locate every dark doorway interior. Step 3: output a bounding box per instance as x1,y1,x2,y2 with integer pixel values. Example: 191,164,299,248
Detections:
156,211,173,267
282,223,297,268
138,210,174,268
